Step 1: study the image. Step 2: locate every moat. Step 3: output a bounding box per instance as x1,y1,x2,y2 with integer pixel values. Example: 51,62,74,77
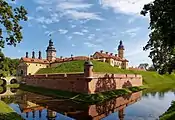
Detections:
0,87,175,120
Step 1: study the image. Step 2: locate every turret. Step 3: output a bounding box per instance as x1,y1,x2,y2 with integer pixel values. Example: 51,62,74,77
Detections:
32,51,35,59
46,38,56,61
118,40,124,59
84,61,93,78
26,52,29,58
38,51,42,59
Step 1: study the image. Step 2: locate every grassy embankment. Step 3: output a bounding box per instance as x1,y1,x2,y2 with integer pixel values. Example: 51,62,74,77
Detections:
159,101,175,120
36,60,175,92
20,84,143,104
0,101,22,120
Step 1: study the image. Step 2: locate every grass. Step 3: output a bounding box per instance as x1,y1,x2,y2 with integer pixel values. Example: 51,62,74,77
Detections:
20,84,143,104
36,60,175,91
0,101,23,120
160,101,175,120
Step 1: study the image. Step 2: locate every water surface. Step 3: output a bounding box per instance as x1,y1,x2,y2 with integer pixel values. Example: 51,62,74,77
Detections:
0,87,175,120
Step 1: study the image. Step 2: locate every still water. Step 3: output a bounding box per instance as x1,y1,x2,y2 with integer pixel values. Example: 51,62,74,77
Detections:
0,87,175,120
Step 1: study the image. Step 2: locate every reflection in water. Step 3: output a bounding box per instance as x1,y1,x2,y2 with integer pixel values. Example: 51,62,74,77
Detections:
0,86,6,94
4,91,141,120
1,88,175,120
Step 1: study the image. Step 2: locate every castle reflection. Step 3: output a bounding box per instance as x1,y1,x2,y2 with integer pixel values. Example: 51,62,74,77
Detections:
14,91,142,120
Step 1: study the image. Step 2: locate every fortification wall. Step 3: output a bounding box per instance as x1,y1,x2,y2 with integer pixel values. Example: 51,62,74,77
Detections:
24,73,142,94
24,73,89,93
89,73,142,93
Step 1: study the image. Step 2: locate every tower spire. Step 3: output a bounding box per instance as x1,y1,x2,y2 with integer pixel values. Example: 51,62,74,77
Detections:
118,40,124,59
46,35,56,61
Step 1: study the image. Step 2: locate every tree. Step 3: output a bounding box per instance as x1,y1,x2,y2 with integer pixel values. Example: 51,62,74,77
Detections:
138,63,149,70
0,50,20,78
0,0,27,77
141,0,175,74
0,0,27,49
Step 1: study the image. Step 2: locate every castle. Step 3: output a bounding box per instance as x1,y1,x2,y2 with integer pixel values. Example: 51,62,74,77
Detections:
17,39,129,76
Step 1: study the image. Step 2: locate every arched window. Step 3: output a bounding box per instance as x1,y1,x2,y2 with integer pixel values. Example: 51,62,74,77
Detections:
20,70,23,75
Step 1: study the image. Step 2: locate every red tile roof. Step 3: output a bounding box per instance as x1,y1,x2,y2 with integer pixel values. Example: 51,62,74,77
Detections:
94,52,129,62
21,57,50,64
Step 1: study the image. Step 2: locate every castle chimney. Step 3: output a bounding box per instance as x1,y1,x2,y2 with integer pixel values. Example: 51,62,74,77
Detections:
110,53,113,56
38,51,42,59
26,52,29,58
100,50,103,53
71,54,73,60
60,56,63,59
32,51,35,59
106,52,108,54
115,54,117,57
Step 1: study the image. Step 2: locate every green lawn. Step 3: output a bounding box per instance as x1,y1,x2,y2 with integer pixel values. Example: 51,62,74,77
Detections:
0,101,22,120
36,60,175,90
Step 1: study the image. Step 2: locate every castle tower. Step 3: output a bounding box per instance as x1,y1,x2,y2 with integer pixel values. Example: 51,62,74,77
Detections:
84,61,93,78
118,40,124,59
46,38,56,61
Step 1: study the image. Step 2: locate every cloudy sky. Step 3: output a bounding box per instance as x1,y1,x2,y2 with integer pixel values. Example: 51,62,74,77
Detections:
3,0,153,67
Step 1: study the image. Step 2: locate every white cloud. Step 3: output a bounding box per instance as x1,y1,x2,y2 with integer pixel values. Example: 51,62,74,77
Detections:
58,29,68,34
122,27,141,38
84,42,97,48
73,32,84,36
36,6,44,12
99,0,153,15
96,28,101,31
35,16,59,24
42,25,47,29
7,0,17,4
34,0,52,5
67,36,73,40
72,44,75,47
63,10,103,20
57,2,93,10
82,29,89,33
34,0,103,21
128,17,136,24
44,31,55,36
71,25,76,28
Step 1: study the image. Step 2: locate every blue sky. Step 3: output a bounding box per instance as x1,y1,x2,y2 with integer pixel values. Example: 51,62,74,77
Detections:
3,0,153,67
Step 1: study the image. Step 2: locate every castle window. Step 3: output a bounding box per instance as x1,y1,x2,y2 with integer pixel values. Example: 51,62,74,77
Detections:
40,65,41,66
20,70,23,76
36,64,38,66
47,66,49,68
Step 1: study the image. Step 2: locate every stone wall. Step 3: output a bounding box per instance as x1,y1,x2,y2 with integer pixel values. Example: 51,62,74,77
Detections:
24,73,142,94
24,73,89,93
89,73,142,93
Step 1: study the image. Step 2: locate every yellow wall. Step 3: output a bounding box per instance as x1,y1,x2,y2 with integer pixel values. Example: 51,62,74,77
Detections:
26,63,48,75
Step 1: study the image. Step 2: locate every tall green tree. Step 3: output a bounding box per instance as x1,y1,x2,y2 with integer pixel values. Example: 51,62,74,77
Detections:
141,0,175,74
0,0,27,49
0,0,27,77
